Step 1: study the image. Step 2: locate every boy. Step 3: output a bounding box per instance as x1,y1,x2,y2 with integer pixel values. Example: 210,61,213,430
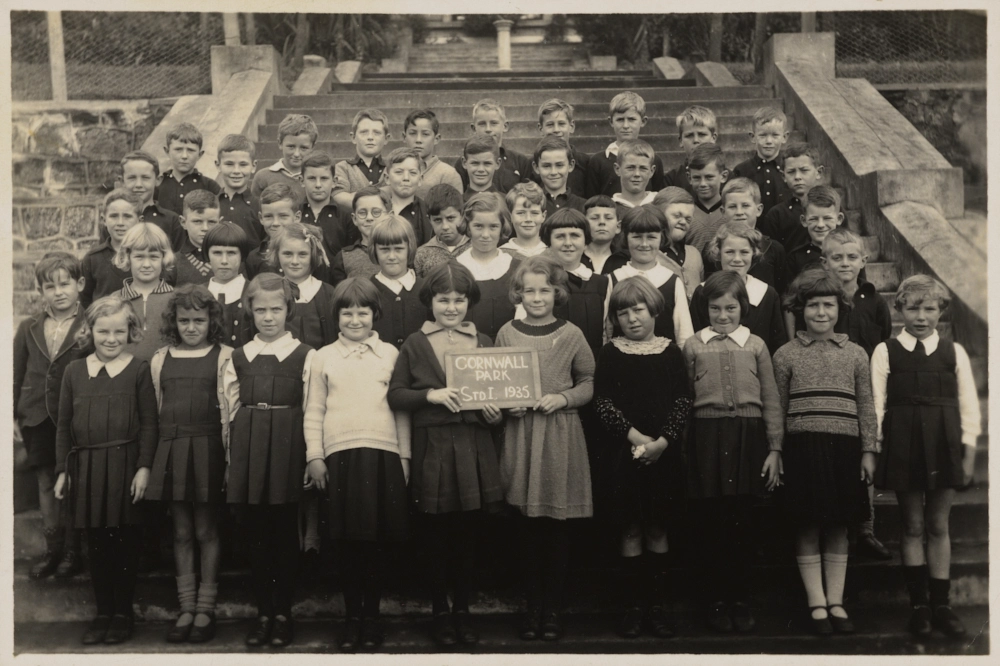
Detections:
662,106,718,193
414,183,470,277
404,108,463,200
121,150,186,251
82,190,142,307
684,143,729,254
331,186,392,282
533,136,586,218
157,122,220,216
786,185,844,281
585,91,667,197
383,146,433,246
453,98,533,193
300,150,350,260
500,182,548,258
174,189,221,287
731,108,791,216
652,186,703,299
251,113,316,202
204,221,254,347
332,109,390,208
537,98,589,198
612,139,658,216
246,183,302,279
758,142,824,251
216,134,265,246
462,134,501,201
14,252,90,579
581,194,628,275
714,178,788,294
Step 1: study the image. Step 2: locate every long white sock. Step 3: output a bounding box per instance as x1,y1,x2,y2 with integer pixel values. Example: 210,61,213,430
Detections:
823,552,849,613
796,554,827,610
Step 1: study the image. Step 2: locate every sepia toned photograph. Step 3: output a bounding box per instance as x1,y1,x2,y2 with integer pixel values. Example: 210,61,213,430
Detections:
7,5,989,659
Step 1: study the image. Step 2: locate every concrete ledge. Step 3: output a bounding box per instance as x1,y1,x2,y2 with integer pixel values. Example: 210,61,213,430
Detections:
693,62,740,87
333,60,363,88
764,32,835,89
210,45,283,94
291,67,333,95
379,58,408,74
140,95,214,173
196,69,279,178
652,56,686,80
875,168,965,219
589,54,616,71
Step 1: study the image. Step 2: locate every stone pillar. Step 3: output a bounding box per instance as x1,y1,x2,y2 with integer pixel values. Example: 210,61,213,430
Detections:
494,19,514,71
46,12,67,102
223,13,241,46
801,12,817,33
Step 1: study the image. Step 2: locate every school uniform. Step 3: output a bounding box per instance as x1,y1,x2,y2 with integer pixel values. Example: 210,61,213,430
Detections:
81,241,132,307
499,240,547,260
331,242,379,283
156,169,221,217
391,195,434,247
543,190,587,219
661,163,691,193
612,191,656,220
585,142,667,198
582,248,629,276
454,146,532,194
415,156,464,201
219,189,265,246
413,236,472,278
371,271,427,350
141,203,186,252
662,244,704,301
173,237,213,287
208,275,253,348
703,235,788,296
457,250,520,341
610,263,693,348
565,145,590,199
119,279,174,362
758,196,807,252
556,265,611,358
283,276,339,352
687,200,727,254
731,155,790,216
301,201,348,261
333,154,385,200
785,241,823,281
251,160,306,203
463,185,499,203
690,274,788,355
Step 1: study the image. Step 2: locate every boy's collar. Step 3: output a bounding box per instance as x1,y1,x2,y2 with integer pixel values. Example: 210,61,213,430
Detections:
43,301,80,323
269,161,299,176
121,278,172,300
695,198,722,214
165,167,199,182
222,186,250,199
612,191,656,208
349,154,384,168
754,154,782,168
545,187,568,199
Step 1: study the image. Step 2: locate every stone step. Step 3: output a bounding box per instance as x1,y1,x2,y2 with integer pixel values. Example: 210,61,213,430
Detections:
13,606,990,655
367,69,639,80
346,77,668,91
845,210,865,234
865,262,900,292
861,235,880,258
266,98,782,125
272,87,774,110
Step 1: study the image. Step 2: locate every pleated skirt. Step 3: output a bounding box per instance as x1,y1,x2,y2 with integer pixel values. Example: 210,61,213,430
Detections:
875,405,965,491
146,433,227,504
227,407,306,505
686,417,769,499
411,423,504,514
68,443,143,528
781,431,868,527
326,448,409,542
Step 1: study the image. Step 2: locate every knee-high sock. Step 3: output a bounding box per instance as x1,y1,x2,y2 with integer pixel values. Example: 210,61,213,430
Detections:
87,528,116,616
196,582,218,614
822,552,849,607
271,503,301,618
929,577,951,608
643,551,671,606
245,506,275,617
176,573,198,614
542,519,570,612
621,554,644,608
112,526,141,617
796,554,827,608
903,564,930,607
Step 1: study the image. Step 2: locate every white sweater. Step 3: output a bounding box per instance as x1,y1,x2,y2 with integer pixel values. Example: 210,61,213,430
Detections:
303,333,411,462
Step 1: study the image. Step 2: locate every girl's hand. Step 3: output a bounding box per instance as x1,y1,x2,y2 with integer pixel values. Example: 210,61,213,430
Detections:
627,427,654,449
131,467,150,504
762,451,783,491
481,404,502,425
54,472,67,500
508,407,527,418
13,421,22,443
639,437,668,465
401,459,410,485
307,459,329,492
861,452,877,486
427,388,462,413
534,393,569,415
962,446,976,487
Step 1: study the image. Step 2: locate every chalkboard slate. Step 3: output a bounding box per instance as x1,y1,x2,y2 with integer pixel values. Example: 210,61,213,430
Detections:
444,347,542,409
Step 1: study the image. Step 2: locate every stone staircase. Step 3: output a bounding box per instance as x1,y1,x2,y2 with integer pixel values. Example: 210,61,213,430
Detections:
406,42,589,73
13,71,988,655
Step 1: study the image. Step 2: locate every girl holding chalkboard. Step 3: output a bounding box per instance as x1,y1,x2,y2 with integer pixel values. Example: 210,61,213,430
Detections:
496,255,596,642
387,261,504,647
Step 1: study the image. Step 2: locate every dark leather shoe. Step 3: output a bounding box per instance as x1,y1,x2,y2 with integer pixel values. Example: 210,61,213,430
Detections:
453,611,479,645
647,604,675,638
30,549,62,580
55,549,84,578
360,620,384,650
707,602,733,632
166,613,194,643
827,605,856,634
856,534,893,561
519,607,542,641
187,613,216,643
338,618,362,652
432,612,458,646
932,605,967,638
103,614,133,644
809,607,833,636
245,616,272,647
730,602,756,633
270,616,294,647
81,615,111,645
618,607,643,638
908,605,933,637
540,611,563,641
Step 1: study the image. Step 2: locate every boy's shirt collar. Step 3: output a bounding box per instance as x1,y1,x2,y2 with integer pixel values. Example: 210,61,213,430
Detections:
208,274,247,303
745,274,769,307
605,141,620,159
348,154,384,168
422,235,470,253
694,198,723,214
43,301,80,323
179,235,206,260
121,278,173,300
163,167,204,183
422,320,478,337
220,187,252,200
612,191,656,208
545,187,569,200
753,154,783,169
268,160,302,179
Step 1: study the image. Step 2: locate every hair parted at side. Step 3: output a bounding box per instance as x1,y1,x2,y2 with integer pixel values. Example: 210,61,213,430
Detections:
350,108,389,136
332,277,383,322
120,150,161,177
700,270,751,322
616,139,655,165
404,108,440,135
687,142,726,172
609,91,646,117
783,266,852,317
708,221,762,263
420,261,481,309
368,216,418,265
35,251,82,286
821,228,864,256
259,182,301,208
384,146,425,172
301,150,335,176
113,223,175,272
425,183,463,216
721,177,761,205
182,189,220,215
165,122,204,149
752,107,788,132
160,284,225,347
509,255,569,308
894,274,951,313
610,275,666,320
278,113,319,144
805,184,841,212
102,188,143,216
533,135,573,165
217,134,256,161
652,186,694,210
541,208,591,245
243,272,296,314
463,133,499,159
538,98,574,124
472,98,507,123
352,185,391,212
459,192,512,240
782,142,822,168
77,294,143,348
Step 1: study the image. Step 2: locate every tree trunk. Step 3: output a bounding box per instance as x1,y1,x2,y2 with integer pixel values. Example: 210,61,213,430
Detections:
708,14,723,62
334,14,344,62
244,13,256,46
661,24,670,58
292,13,310,70
752,13,767,72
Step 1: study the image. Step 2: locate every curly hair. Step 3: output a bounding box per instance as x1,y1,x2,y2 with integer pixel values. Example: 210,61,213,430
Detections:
783,266,852,318
707,222,763,264
76,294,143,349
509,255,569,308
160,284,225,347
894,274,951,313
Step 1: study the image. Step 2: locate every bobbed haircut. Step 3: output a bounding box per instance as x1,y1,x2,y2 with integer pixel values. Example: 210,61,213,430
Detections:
120,150,160,177
752,107,788,132
609,91,646,117
459,192,512,241
472,98,507,123
721,177,761,205
609,275,666,319
621,205,669,252
204,221,252,259
267,221,330,270
541,208,591,245
332,277,383,322
505,181,545,211
182,189,220,215
420,261,481,308
782,142,822,168
368,216,418,265
384,146,425,172
217,133,256,161
894,274,951,313
351,108,390,136
165,122,203,149
301,150,335,176
352,185,392,212
277,113,319,144
102,188,142,216
533,135,572,165
584,194,616,213
259,182,301,209
675,105,718,137
509,255,570,308
35,251,83,286
700,270,751,322
403,108,440,135
113,223,175,272
652,186,694,210
77,294,143,348
783,266,852,318
707,222,763,263
538,98,574,124
687,142,726,172
425,183,463,216
160,283,225,347
463,133,499,159
616,139,655,165
243,272,296,314
805,184,842,212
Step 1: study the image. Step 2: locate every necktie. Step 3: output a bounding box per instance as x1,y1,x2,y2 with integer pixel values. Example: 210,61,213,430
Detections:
915,340,926,356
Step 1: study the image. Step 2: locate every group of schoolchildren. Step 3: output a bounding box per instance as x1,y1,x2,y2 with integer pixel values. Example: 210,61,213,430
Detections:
13,88,980,652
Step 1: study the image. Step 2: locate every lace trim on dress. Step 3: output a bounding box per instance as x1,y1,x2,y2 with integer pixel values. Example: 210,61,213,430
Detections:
611,336,671,355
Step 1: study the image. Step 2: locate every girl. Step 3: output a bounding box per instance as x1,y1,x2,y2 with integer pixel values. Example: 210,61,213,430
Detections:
305,278,411,652
225,273,315,648
81,189,141,307
147,285,237,644
870,275,980,638
456,192,521,340
594,277,692,639
773,267,877,635
682,271,783,634
114,222,175,362
690,222,788,355
500,182,548,259
204,221,253,348
53,295,158,645
609,205,693,348
388,261,504,647
369,216,427,350
652,186,704,300
496,255,595,642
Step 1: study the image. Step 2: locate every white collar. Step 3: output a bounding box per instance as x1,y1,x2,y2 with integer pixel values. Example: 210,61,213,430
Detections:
499,240,547,257
616,262,674,288
294,275,323,303
268,160,298,177
86,352,134,378
568,264,593,280
208,275,246,304
375,269,416,294
897,329,940,355
333,331,384,358
745,274,769,307
457,249,513,280
612,191,656,208
698,325,751,347
242,332,300,362
168,345,214,358
605,141,619,159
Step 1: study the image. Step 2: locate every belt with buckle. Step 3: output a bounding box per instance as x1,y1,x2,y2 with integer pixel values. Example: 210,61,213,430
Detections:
244,402,293,411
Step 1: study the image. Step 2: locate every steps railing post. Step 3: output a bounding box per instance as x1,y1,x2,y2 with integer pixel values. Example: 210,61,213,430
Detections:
45,11,68,102
494,19,514,71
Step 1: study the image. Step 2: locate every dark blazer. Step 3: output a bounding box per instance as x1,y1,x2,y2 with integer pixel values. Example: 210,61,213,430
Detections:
13,308,90,427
